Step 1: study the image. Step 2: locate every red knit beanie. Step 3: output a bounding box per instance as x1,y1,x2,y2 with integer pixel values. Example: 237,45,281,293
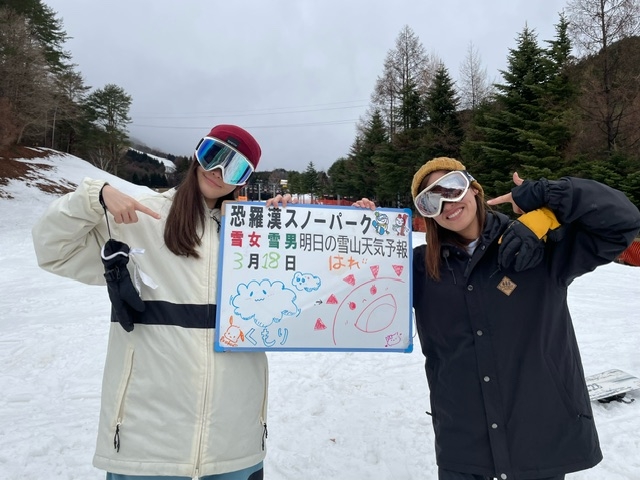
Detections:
206,125,262,169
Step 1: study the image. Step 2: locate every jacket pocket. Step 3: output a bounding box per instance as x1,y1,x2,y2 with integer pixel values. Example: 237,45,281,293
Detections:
544,355,591,419
425,356,440,417
113,346,135,452
259,364,269,450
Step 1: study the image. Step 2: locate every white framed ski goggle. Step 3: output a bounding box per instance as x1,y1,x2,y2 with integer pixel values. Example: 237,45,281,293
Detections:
413,170,475,218
195,136,255,186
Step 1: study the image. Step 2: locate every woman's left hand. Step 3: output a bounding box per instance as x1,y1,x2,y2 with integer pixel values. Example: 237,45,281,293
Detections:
486,172,525,214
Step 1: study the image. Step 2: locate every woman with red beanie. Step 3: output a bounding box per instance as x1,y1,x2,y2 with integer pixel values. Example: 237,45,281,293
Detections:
33,125,267,480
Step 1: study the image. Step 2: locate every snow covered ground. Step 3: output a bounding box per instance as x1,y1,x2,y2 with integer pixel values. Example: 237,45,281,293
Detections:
1,151,639,479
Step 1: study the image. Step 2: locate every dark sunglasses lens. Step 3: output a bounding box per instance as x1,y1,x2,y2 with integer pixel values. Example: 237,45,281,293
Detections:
197,139,231,170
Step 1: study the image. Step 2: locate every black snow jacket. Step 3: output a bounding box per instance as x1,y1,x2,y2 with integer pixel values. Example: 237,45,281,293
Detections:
412,177,640,480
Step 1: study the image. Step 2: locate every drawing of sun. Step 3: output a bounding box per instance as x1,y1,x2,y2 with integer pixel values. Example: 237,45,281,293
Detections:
331,264,405,346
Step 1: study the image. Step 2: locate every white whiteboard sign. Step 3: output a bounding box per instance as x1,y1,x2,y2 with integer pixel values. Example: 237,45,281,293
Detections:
214,202,413,352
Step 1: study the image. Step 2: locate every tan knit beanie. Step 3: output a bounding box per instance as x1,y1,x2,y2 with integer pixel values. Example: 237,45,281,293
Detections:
411,157,484,200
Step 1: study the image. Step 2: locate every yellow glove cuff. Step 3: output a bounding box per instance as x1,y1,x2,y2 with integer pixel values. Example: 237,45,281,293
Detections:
517,207,561,239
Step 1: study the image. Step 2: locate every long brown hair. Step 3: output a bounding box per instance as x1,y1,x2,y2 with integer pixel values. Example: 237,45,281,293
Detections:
164,160,238,257
423,195,487,281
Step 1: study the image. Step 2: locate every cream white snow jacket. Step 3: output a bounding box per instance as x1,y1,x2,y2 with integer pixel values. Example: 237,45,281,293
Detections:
32,178,268,477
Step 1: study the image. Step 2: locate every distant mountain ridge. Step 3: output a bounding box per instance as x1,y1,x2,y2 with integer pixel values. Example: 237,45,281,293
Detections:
129,148,176,173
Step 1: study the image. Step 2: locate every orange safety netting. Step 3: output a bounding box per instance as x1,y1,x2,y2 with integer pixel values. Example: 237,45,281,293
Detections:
618,240,640,267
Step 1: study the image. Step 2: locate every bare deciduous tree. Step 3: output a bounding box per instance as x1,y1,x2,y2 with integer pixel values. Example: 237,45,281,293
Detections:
0,7,54,146
89,145,113,172
418,51,446,95
459,41,494,110
567,0,640,54
49,69,91,151
567,0,640,152
371,25,430,136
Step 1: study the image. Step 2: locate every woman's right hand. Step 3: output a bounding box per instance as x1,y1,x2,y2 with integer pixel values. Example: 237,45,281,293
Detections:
352,197,377,210
101,184,161,224
265,193,298,208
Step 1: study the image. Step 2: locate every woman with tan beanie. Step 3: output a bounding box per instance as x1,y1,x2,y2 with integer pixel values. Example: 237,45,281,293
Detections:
352,157,640,480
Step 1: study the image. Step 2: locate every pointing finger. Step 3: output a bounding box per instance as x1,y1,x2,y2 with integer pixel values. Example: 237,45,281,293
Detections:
486,193,512,206
135,201,161,220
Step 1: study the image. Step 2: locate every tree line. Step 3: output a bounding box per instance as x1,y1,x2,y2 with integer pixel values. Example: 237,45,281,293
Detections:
0,0,134,177
319,1,640,211
2,0,640,212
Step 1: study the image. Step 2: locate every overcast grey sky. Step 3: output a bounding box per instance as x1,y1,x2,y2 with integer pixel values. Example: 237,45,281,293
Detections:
46,0,568,172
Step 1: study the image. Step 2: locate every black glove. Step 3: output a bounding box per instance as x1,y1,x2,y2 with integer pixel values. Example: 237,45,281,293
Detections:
498,208,561,272
498,221,546,272
101,239,145,332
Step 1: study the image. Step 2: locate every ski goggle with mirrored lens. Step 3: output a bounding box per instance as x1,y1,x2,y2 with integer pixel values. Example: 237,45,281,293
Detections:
194,137,255,185
413,170,475,218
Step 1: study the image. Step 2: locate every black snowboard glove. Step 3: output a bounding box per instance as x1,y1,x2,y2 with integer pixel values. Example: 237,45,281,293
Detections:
101,239,145,332
498,207,561,272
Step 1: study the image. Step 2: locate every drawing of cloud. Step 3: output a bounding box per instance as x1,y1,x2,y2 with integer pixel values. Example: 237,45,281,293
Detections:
231,279,300,328
291,271,321,292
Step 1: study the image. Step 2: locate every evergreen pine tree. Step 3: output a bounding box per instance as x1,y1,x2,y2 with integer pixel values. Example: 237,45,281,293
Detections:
517,14,577,179
424,65,464,158
302,162,319,200
357,110,388,198
466,26,549,197
0,0,71,72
